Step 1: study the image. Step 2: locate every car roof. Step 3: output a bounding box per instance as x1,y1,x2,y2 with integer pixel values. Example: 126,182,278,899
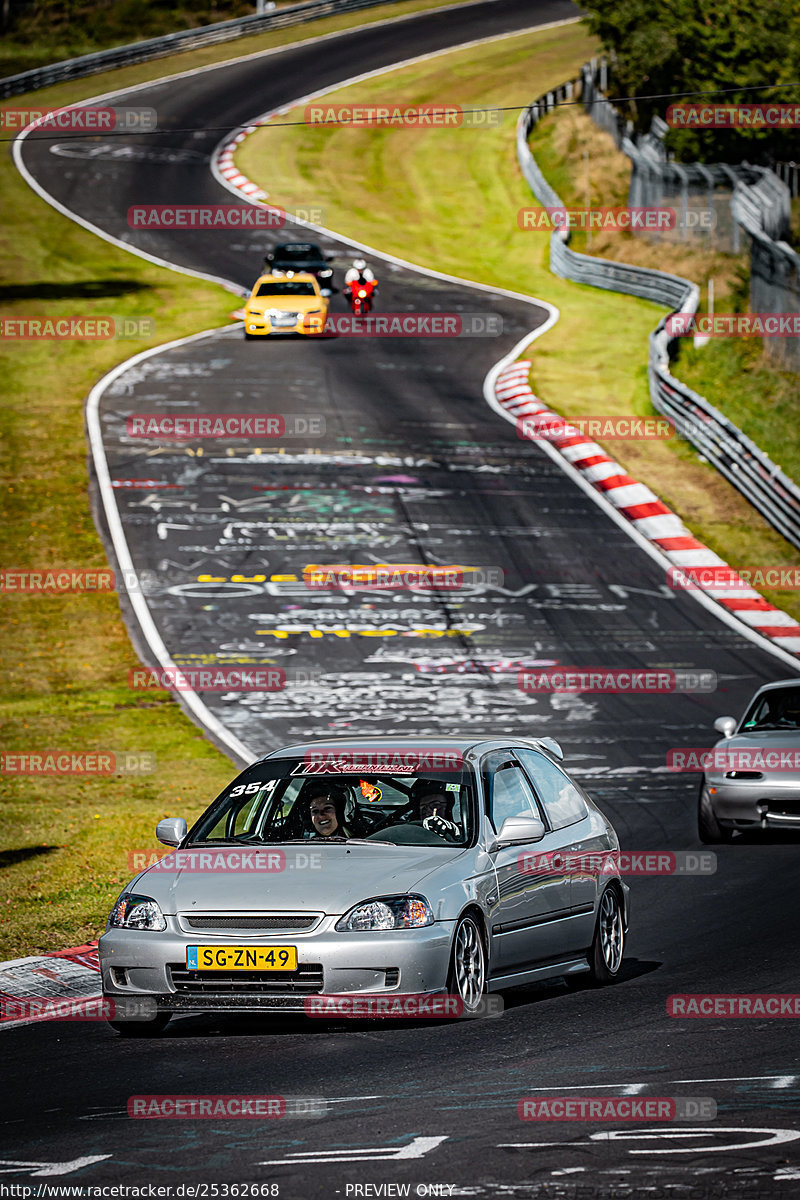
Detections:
750,677,800,697
257,736,563,763
273,243,322,254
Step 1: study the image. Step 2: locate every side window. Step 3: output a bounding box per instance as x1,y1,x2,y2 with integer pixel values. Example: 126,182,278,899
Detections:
484,757,543,832
516,749,588,830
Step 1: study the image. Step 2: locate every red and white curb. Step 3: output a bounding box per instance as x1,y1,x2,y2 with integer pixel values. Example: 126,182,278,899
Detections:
0,942,101,1029
495,360,800,658
216,126,270,200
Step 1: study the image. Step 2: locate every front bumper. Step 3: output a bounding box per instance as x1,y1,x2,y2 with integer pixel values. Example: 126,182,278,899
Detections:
99,919,453,1014
243,313,326,336
705,777,800,828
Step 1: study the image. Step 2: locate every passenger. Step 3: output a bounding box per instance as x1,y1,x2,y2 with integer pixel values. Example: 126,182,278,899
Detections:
409,781,460,841
307,783,352,839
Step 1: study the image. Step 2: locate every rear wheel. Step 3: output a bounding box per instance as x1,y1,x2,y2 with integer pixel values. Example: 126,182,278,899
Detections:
698,780,733,843
447,914,486,1014
588,887,625,985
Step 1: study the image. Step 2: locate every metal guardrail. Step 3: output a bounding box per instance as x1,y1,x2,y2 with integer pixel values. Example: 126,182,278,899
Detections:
517,97,800,552
0,0,409,98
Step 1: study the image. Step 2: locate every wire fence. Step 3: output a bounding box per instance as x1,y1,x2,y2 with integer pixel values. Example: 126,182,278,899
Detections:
517,94,800,551
0,0,408,97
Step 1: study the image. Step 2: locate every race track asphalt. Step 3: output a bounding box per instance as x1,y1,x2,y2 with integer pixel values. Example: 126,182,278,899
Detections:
6,3,800,1195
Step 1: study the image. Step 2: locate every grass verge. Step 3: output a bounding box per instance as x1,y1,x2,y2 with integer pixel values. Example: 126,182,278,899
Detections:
237,21,800,621
0,0,472,959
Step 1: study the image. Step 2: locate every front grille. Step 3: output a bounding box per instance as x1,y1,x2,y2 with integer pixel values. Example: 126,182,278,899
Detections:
169,963,324,994
181,915,318,932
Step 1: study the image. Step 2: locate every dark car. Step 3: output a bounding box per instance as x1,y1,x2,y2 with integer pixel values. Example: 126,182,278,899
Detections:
264,241,334,289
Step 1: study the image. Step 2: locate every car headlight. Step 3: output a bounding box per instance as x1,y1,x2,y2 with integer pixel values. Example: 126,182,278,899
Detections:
335,894,434,932
108,893,167,931
319,269,333,277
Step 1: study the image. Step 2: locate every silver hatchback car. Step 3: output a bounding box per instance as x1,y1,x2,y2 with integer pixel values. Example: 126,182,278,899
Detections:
699,678,800,842
100,737,630,1034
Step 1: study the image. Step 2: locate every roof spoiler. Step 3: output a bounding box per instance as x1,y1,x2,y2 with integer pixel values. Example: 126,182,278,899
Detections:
537,736,564,760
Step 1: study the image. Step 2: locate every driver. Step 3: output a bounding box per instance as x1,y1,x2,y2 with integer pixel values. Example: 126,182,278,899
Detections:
306,783,352,839
409,781,460,841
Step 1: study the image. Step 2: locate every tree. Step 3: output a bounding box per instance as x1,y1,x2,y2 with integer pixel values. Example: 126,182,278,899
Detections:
581,0,800,164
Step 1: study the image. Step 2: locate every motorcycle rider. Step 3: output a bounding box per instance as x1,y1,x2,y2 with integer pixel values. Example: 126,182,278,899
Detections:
344,258,376,287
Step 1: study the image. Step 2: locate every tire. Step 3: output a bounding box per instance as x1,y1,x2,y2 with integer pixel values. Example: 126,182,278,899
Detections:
447,914,487,1014
587,887,625,985
107,1013,171,1037
698,779,733,844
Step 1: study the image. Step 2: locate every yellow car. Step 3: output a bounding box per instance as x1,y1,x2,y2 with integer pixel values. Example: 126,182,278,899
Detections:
243,272,329,338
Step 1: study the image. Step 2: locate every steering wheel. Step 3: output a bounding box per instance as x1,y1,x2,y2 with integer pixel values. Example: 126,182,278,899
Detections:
365,800,416,834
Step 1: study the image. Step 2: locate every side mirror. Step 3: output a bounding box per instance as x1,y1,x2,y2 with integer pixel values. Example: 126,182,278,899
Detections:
490,815,546,850
713,716,737,738
156,817,187,847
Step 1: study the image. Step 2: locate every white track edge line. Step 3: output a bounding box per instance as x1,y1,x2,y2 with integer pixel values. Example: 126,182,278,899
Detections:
85,327,256,765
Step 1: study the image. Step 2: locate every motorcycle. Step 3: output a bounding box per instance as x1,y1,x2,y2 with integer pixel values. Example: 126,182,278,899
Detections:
345,277,378,315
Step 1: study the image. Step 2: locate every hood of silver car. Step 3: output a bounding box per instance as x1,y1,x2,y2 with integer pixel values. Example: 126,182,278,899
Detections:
133,842,458,915
711,728,800,779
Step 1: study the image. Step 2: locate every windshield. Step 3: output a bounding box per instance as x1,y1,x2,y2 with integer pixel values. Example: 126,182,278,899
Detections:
188,757,475,847
254,281,317,296
741,687,800,731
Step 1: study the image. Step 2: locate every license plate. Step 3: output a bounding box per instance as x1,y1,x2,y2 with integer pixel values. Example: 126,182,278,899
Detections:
186,945,297,971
